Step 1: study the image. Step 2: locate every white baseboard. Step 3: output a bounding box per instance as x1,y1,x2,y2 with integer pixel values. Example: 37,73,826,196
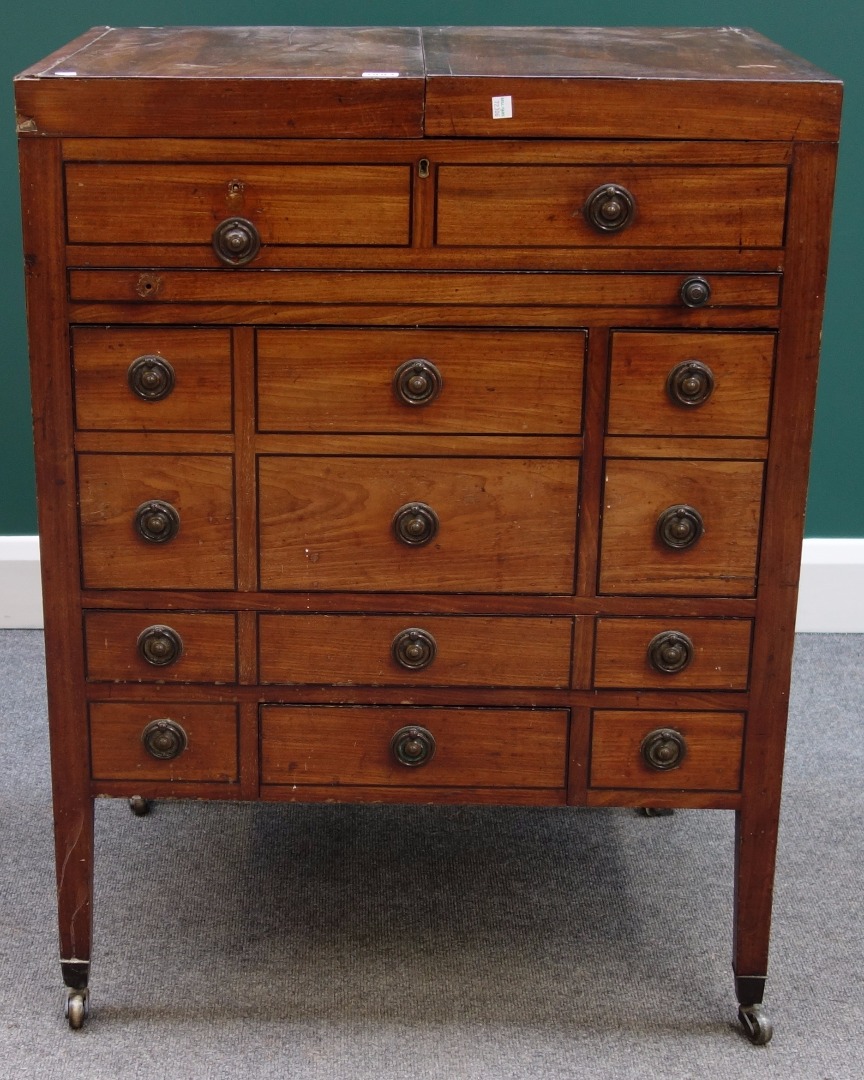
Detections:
1,535,863,632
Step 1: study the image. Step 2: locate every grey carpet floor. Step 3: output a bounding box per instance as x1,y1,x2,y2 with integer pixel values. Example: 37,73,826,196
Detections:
0,630,861,1079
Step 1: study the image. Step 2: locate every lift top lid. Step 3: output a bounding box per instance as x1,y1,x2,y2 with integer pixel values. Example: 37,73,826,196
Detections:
15,25,841,141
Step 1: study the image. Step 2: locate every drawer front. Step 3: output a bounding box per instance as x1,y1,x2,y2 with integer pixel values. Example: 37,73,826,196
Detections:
599,459,764,596
256,329,585,435
607,332,775,437
90,702,238,782
261,706,568,788
593,618,752,690
258,614,574,687
84,611,237,683
78,454,236,590
258,456,578,593
65,163,411,248
589,710,744,791
435,165,787,248
72,327,233,432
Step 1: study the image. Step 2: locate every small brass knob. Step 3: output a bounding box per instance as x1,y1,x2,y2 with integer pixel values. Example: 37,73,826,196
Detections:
212,217,261,266
141,718,188,761
584,184,636,232
392,628,437,670
666,360,715,407
393,502,439,546
680,276,712,308
137,625,184,667
647,630,694,674
134,500,180,544
127,355,175,401
641,728,687,771
391,725,436,767
657,505,704,550
393,359,443,406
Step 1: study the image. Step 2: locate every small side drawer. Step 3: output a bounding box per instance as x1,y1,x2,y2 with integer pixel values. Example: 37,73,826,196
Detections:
589,710,744,791
78,453,236,590
256,329,585,435
84,611,237,683
261,706,569,788
89,702,238,782
593,618,752,690
72,327,233,432
65,163,411,249
258,614,574,687
607,332,775,437
599,459,764,596
435,165,787,248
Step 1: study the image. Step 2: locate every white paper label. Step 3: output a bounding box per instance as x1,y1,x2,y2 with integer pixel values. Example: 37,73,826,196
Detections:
491,95,513,119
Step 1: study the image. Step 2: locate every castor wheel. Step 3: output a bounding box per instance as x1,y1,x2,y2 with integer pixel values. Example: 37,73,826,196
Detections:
129,796,151,816
738,1003,773,1045
64,988,89,1030
637,807,674,817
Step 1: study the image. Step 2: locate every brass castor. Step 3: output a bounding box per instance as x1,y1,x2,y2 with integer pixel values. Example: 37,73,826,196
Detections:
636,807,674,817
738,1003,773,1045
129,796,151,816
65,989,89,1030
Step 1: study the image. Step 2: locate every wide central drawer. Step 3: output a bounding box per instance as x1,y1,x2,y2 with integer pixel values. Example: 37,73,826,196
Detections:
257,455,579,593
260,705,569,788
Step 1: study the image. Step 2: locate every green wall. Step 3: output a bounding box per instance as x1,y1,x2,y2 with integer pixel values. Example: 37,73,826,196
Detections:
2,1,860,535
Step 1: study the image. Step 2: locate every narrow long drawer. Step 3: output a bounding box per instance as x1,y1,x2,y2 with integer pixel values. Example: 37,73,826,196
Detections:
607,331,775,437
589,710,744,791
599,459,764,596
256,329,585,434
258,455,578,593
84,611,237,683
435,165,787,248
78,453,236,590
260,706,569,788
89,702,239,782
593,617,752,690
258,614,574,686
72,327,233,432
65,163,411,247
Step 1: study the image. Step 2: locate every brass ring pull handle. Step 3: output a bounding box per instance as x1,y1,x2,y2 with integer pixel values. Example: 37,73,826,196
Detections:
680,276,712,308
584,184,636,232
647,630,694,674
127,355,175,401
666,360,715,407
393,358,444,406
212,217,261,266
641,728,687,771
392,628,438,670
134,500,180,544
657,504,704,550
141,718,188,761
137,624,184,667
390,725,436,767
393,502,439,546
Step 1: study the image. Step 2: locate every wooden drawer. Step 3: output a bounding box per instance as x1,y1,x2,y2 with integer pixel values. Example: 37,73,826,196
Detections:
260,706,568,788
435,165,787,248
589,710,744,791
84,611,237,683
256,329,585,434
258,455,578,593
89,702,238,782
258,614,574,687
78,454,235,590
72,327,233,432
593,618,752,690
599,459,764,596
65,163,411,248
607,332,775,437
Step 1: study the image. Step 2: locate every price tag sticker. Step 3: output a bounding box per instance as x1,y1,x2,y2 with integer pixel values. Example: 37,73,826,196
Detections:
491,95,513,119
